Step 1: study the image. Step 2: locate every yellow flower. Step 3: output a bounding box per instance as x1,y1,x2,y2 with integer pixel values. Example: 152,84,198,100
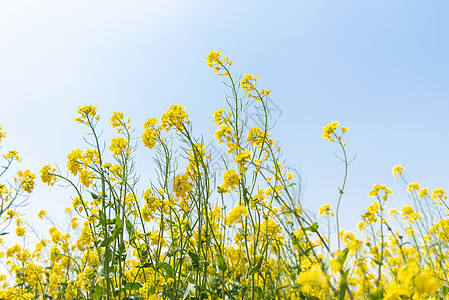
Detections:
418,188,429,198
142,118,160,149
414,271,438,295
40,165,57,186
75,105,99,124
368,184,393,201
206,50,222,68
225,205,248,226
49,227,62,244
67,149,83,176
38,210,47,219
16,170,36,193
172,174,194,199
240,73,259,99
71,217,79,229
0,126,6,143
160,104,190,132
80,169,94,188
3,150,21,162
357,221,367,232
234,150,252,166
260,89,270,98
407,182,420,192
214,125,232,144
16,226,26,237
110,111,125,129
431,188,447,200
322,121,340,141
295,264,328,290
246,126,270,148
109,137,128,156
389,209,398,218
319,204,333,216
392,165,404,178
213,109,226,125
218,170,241,193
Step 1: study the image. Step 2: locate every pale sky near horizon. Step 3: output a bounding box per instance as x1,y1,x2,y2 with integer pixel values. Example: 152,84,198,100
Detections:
0,0,448,239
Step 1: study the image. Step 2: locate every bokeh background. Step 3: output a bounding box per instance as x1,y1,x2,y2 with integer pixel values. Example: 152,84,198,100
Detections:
1,0,448,237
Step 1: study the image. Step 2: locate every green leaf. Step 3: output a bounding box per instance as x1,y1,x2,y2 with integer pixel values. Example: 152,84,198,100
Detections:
247,256,264,276
304,222,319,233
125,219,135,236
442,286,449,295
157,262,174,278
217,254,227,271
372,258,383,266
100,237,113,247
90,192,99,199
369,288,384,300
291,232,299,245
112,218,124,239
188,251,200,270
138,262,152,268
302,245,317,256
94,284,102,300
338,269,350,300
99,211,106,227
125,282,143,290
338,247,350,265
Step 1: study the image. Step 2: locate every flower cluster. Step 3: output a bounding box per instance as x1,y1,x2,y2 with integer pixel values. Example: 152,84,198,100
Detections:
160,104,190,132
74,105,99,124
142,118,160,149
322,121,348,142
218,169,240,193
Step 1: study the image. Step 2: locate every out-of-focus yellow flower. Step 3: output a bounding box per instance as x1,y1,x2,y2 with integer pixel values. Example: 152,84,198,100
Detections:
407,182,420,192
368,184,393,201
319,204,333,217
418,188,429,198
389,209,398,218
0,125,6,143
295,265,328,292
431,188,447,200
38,210,47,219
414,271,439,295
225,205,248,226
3,150,20,162
392,165,404,178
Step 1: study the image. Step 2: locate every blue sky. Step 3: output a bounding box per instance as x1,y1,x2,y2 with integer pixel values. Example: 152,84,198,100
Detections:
0,0,448,235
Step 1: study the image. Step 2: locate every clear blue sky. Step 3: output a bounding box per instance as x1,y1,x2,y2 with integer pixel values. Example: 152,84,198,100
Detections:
1,0,448,234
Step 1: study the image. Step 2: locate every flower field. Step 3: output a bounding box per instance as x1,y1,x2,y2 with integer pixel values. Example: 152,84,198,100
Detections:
0,50,447,299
